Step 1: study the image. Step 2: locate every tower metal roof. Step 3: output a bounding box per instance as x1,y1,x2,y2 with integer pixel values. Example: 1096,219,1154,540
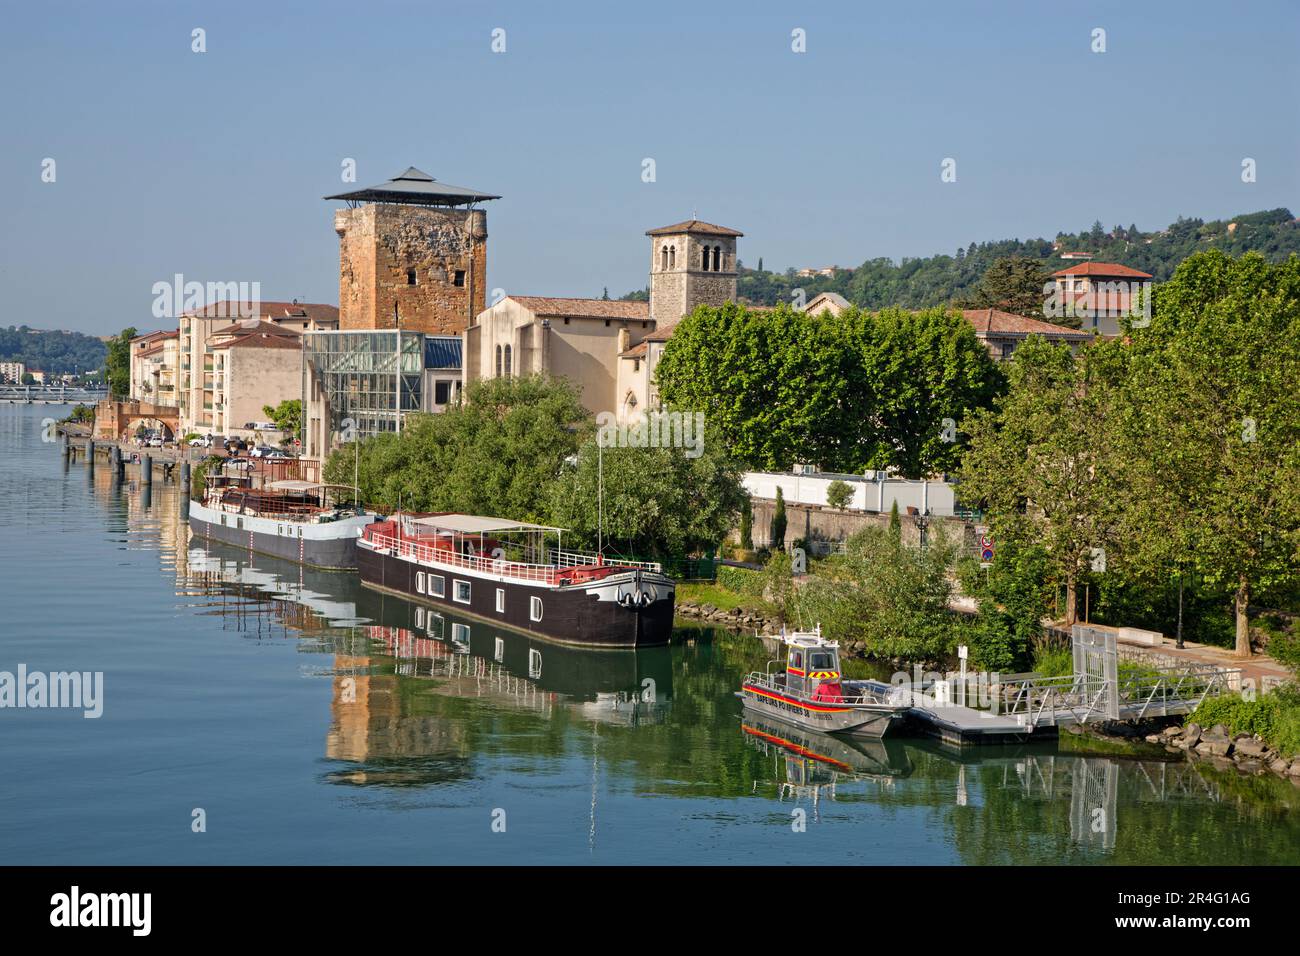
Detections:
325,167,501,207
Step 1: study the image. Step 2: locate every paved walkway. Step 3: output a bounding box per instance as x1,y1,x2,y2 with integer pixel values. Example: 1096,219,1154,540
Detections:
1060,620,1292,690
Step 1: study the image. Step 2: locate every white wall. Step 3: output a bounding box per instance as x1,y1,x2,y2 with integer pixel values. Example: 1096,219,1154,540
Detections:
743,471,959,516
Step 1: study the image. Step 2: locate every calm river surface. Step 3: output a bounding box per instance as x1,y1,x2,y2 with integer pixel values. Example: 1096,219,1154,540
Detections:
1,405,1296,865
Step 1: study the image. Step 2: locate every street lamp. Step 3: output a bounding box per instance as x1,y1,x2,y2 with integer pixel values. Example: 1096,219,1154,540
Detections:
1175,564,1185,649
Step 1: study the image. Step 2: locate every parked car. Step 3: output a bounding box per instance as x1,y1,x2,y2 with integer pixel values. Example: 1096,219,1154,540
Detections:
146,436,164,448
223,438,248,453
188,437,206,447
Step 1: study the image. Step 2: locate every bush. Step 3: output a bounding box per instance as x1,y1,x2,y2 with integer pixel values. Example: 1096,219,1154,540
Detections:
1189,694,1282,741
717,565,764,597
825,480,853,510
1188,684,1300,756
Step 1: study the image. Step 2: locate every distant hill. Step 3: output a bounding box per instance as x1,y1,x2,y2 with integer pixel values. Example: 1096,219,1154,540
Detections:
0,326,108,374
717,208,1300,310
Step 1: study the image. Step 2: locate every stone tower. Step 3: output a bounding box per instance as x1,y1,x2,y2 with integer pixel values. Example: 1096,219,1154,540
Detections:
326,167,500,334
646,219,744,325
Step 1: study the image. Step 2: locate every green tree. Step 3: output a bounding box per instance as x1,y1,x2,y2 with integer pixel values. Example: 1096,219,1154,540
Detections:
104,327,136,398
957,256,1052,319
770,486,787,551
547,429,747,559
654,302,1002,476
958,337,1125,625
866,306,1004,476
792,525,963,661
324,375,589,519
739,497,754,550
262,399,302,443
1115,252,1300,656
957,538,1053,671
825,480,853,511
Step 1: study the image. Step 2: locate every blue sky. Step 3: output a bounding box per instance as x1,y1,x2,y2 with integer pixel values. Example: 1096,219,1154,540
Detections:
3,0,1297,335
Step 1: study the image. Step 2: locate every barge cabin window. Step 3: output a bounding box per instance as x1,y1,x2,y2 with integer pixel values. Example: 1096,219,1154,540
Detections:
416,571,425,593
428,575,445,598
453,580,471,604
530,596,543,622
495,588,505,613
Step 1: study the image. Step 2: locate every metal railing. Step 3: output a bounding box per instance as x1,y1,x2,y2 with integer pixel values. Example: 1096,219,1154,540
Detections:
366,533,592,584
552,549,662,572
742,671,895,707
999,663,1237,726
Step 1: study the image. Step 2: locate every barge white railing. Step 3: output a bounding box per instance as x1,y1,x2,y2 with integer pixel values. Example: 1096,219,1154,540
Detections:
552,549,662,572
363,532,661,584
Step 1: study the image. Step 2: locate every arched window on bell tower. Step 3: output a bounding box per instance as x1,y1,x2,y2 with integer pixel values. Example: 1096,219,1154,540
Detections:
504,344,512,377
495,345,502,378
661,245,668,272
669,245,676,269
712,245,721,271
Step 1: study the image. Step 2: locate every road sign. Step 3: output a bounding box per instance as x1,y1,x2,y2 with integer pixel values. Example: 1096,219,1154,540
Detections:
979,533,994,563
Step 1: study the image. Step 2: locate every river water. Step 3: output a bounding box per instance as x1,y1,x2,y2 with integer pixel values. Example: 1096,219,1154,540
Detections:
1,405,1296,865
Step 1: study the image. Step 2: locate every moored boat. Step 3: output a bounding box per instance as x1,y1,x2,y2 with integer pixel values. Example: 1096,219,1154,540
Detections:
356,513,676,648
189,471,377,570
737,626,910,737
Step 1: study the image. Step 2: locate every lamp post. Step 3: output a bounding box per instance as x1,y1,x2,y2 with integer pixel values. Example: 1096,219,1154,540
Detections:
1175,565,1185,649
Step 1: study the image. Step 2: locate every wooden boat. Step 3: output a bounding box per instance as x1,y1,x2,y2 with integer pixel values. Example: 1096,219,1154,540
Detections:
356,513,675,648
737,626,910,737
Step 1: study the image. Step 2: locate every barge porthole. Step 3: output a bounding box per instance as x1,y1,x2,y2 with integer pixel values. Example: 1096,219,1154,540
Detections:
530,596,543,622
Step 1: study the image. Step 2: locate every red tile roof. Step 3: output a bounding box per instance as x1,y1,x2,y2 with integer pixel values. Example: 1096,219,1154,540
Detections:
1050,262,1152,279
210,318,302,338
215,331,304,350
645,219,744,237
962,309,1091,339
506,296,650,320
181,300,339,323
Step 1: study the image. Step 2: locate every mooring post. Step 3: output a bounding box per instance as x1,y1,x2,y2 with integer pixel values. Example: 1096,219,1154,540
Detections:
86,440,95,471
141,453,153,485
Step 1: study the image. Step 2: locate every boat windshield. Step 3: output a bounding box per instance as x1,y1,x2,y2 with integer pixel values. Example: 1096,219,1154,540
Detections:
808,651,837,670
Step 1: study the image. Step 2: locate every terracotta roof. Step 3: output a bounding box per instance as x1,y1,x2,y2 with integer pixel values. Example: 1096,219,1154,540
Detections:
1050,262,1152,279
961,309,1091,339
132,329,177,343
210,318,302,339
138,342,171,358
214,332,304,350
621,342,649,358
506,296,650,320
643,321,678,342
181,301,339,323
645,219,744,237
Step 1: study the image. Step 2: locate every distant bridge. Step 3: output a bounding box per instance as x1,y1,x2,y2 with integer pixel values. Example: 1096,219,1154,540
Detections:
0,383,108,404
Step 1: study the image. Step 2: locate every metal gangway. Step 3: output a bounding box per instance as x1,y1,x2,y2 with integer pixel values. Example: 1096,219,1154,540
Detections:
998,625,1240,728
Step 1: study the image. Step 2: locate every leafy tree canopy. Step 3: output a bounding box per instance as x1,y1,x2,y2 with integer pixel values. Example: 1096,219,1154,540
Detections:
653,302,1003,477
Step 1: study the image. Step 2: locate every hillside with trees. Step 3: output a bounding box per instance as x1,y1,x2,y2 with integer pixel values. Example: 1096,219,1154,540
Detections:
714,208,1300,310
0,325,107,375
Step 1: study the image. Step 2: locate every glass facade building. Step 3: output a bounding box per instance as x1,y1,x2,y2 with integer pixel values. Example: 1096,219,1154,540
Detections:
301,330,463,464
